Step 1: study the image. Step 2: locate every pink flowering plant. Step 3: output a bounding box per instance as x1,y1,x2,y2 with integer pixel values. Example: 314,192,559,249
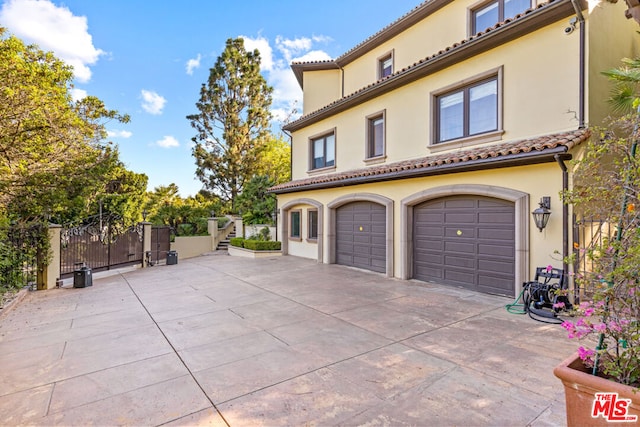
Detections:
562,112,640,388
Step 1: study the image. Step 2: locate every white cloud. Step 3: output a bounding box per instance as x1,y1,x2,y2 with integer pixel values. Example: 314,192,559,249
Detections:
155,136,179,148
186,54,201,75
291,50,332,63
140,90,166,115
240,35,274,71
0,0,105,83
70,88,87,102
107,130,132,139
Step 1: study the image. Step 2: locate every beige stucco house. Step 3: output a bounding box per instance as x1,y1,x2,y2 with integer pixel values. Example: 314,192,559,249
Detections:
270,0,639,298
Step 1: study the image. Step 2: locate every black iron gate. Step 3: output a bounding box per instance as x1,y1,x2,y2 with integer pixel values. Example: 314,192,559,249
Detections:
148,226,171,265
60,214,144,278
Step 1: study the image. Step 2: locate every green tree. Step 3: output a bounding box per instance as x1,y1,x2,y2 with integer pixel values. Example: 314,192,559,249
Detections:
235,175,276,225
602,57,640,113
187,37,273,212
0,28,131,223
258,136,291,184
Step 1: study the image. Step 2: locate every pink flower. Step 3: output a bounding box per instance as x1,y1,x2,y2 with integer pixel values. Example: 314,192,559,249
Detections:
584,307,595,317
578,346,595,361
594,323,607,332
608,321,622,333
553,302,565,308
546,265,553,272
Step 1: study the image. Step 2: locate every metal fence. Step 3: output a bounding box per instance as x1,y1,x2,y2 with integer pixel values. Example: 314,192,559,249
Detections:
60,215,144,278
572,216,614,301
0,222,47,290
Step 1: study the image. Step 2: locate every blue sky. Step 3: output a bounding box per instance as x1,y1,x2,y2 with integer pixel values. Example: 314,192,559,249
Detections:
0,0,421,197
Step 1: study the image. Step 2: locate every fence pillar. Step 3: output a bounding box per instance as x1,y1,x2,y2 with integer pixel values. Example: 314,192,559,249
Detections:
38,224,61,290
142,222,152,268
208,217,218,251
234,218,244,239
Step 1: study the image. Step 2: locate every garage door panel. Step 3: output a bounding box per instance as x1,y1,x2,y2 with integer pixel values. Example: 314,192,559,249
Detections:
371,235,386,245
371,246,386,257
415,265,443,279
478,243,514,257
445,212,476,223
444,269,475,284
444,199,475,209
415,252,443,264
444,255,475,268
336,201,386,274
353,234,371,244
445,228,476,239
415,212,443,223
444,241,475,254
413,196,515,296
479,212,514,224
414,240,442,251
479,258,514,274
478,228,512,240
416,226,443,236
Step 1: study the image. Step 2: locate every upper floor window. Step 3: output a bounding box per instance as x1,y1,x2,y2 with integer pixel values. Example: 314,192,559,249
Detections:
378,52,393,79
435,76,499,144
366,111,385,159
472,0,531,34
310,131,335,170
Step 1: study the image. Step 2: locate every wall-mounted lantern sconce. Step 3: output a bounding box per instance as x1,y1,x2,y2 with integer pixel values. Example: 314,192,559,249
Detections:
532,197,551,232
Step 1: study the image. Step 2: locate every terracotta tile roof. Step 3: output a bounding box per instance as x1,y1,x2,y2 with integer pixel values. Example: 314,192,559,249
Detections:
286,0,572,131
269,129,590,194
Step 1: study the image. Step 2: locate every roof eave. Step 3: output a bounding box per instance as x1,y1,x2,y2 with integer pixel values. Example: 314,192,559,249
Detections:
283,0,579,133
269,146,570,195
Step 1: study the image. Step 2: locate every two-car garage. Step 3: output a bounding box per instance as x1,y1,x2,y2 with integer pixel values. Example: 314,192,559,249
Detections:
333,195,516,297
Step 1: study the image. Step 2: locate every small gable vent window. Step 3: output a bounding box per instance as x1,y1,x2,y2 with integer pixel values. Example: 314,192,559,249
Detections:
378,52,393,79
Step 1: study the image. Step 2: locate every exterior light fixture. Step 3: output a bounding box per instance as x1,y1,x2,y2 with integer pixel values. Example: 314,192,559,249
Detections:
532,197,551,232
142,209,148,221
210,210,216,218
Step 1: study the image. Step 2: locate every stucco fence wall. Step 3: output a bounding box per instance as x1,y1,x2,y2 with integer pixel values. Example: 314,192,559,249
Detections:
40,217,239,290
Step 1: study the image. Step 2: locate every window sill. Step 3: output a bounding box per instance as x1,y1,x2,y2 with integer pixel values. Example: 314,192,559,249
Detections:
363,155,387,165
429,130,504,153
307,166,336,176
288,237,302,242
306,238,318,244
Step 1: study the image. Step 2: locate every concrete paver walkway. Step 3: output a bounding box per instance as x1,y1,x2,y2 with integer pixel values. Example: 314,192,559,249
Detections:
0,254,575,426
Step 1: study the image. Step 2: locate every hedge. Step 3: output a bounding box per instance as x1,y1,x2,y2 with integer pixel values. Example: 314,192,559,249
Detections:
242,240,281,251
230,237,245,248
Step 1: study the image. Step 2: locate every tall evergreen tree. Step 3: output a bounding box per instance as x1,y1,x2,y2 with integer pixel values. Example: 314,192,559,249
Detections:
187,37,273,211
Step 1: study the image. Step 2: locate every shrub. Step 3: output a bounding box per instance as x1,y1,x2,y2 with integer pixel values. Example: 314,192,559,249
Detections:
242,240,281,251
229,237,245,248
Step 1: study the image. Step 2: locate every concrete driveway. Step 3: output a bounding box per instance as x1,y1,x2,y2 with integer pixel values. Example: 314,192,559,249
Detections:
0,254,576,426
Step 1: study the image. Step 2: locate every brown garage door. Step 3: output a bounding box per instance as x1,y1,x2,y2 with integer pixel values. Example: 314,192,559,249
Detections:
336,201,386,273
413,196,515,295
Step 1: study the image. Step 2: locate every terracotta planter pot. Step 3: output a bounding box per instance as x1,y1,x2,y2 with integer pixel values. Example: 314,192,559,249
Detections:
554,353,640,426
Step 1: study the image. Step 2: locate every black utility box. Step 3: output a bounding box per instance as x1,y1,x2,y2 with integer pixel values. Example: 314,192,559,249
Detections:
74,266,93,288
167,250,178,265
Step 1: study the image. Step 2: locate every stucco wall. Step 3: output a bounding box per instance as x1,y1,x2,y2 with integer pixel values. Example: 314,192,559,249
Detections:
278,162,565,294
302,69,342,115
291,22,580,180
171,235,213,259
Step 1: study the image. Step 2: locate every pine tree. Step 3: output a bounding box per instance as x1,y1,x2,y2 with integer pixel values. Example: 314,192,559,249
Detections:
187,37,273,211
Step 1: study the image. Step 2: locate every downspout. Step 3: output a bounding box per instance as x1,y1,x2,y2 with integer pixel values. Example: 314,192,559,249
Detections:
555,153,572,292
340,65,345,98
571,0,586,129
